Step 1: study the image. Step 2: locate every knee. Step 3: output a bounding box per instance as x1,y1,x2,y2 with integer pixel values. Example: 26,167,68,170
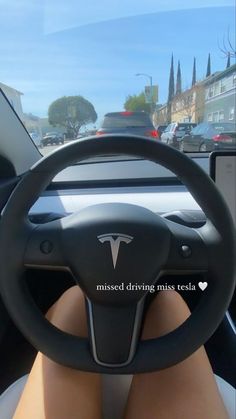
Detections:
153,289,187,310
142,291,190,339
46,286,88,337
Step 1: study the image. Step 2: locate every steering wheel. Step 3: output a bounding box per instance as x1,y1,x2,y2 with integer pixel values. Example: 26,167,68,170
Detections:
0,135,235,373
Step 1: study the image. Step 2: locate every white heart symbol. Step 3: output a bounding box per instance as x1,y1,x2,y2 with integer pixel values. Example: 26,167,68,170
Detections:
198,282,208,291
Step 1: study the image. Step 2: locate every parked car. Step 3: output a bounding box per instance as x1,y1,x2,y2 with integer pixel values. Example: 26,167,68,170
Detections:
161,122,196,148
156,124,168,139
42,132,64,146
96,111,158,138
180,122,236,152
29,132,42,148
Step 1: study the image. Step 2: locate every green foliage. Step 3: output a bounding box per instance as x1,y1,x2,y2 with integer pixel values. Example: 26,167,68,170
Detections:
167,53,175,123
168,53,175,103
48,96,97,137
192,57,196,87
124,92,151,112
176,60,182,95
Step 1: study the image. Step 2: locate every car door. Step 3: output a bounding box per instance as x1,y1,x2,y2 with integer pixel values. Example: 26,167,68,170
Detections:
191,123,208,151
161,124,172,143
183,125,199,151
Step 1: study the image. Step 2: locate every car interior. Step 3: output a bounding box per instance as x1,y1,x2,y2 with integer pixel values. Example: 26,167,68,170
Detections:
0,86,235,419
0,2,235,418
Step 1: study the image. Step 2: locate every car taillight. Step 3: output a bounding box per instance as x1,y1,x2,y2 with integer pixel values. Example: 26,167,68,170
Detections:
96,131,107,136
212,134,232,142
146,129,158,138
119,111,133,116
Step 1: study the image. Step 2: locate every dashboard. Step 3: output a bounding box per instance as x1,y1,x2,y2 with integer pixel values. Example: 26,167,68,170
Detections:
30,155,208,215
30,185,201,215
0,154,235,331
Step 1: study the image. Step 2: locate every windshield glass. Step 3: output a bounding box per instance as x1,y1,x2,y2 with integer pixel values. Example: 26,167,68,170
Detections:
0,0,235,156
101,113,153,129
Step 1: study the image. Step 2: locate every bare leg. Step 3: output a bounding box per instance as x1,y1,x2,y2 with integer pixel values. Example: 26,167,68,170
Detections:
124,291,228,419
13,286,102,419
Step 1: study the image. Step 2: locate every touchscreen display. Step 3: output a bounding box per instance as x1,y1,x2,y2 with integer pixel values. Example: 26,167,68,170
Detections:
211,153,236,226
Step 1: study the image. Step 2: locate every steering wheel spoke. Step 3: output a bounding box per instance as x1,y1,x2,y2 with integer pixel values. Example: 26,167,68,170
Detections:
86,299,144,366
24,219,67,270
162,217,208,274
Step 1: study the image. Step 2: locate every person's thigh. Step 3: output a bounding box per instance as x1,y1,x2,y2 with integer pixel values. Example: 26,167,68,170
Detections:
124,291,228,419
13,286,102,419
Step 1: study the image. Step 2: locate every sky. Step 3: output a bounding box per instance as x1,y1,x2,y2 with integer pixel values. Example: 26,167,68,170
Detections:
0,0,235,127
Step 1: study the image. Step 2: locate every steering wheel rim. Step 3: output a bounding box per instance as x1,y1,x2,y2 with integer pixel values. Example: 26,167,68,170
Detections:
0,135,235,373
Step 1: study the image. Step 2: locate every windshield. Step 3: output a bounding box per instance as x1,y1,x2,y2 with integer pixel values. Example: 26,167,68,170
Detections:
0,1,235,156
101,113,153,129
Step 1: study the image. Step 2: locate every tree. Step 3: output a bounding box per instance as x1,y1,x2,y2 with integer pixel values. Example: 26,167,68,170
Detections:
176,60,182,95
192,57,196,86
48,96,97,138
218,27,236,67
206,53,211,77
226,52,231,69
167,54,175,122
124,92,151,112
168,53,175,103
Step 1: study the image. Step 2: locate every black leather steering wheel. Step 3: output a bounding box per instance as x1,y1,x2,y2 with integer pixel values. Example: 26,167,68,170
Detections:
0,135,235,373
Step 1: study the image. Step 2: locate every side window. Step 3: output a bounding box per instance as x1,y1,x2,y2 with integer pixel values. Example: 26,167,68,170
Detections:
198,123,208,135
165,124,172,132
191,126,199,135
192,123,204,135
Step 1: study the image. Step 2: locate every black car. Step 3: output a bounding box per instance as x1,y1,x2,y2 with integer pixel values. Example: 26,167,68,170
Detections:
161,122,196,149
180,122,236,152
42,132,64,146
96,111,158,138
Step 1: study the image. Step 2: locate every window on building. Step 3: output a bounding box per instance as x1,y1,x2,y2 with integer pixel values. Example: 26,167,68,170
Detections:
214,82,220,96
220,79,227,93
219,110,224,121
207,113,213,122
213,111,219,122
229,107,235,120
208,86,214,98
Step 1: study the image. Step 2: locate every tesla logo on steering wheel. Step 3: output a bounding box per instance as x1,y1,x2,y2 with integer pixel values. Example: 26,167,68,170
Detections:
97,233,133,269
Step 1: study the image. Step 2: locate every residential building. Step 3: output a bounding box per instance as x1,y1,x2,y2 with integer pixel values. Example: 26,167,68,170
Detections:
0,82,24,120
204,64,236,123
171,82,205,123
153,104,168,126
